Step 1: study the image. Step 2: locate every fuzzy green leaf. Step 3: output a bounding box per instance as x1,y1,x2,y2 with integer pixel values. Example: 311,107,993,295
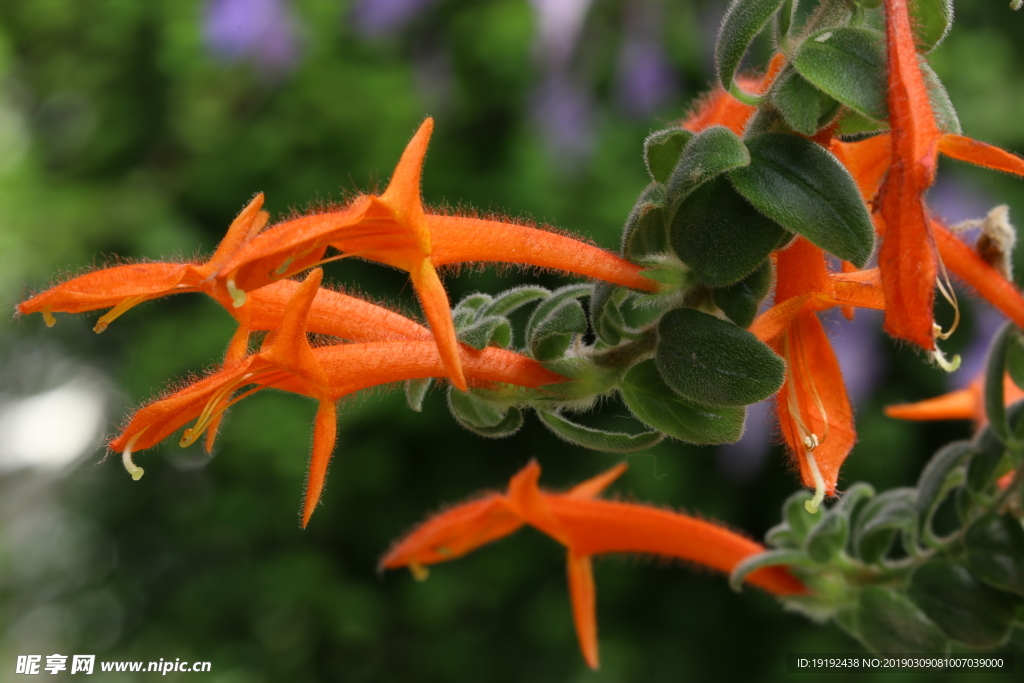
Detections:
656,307,784,408
729,549,813,592
852,487,917,563
771,67,832,136
908,560,1021,649
916,441,975,537
910,0,953,53
526,284,590,361
482,286,550,317
729,133,875,266
966,513,1024,597
405,378,433,412
712,260,772,328
670,177,785,287
619,360,746,444
537,410,664,452
716,0,788,94
644,128,693,183
622,184,668,258
853,588,949,654
793,27,887,121
666,126,750,206
458,315,512,350
805,509,848,564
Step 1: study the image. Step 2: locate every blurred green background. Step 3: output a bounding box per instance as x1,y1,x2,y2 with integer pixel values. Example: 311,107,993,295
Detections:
1,1,1023,680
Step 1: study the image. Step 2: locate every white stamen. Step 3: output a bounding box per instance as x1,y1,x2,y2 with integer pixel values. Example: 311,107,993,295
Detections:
803,433,819,451
122,431,145,481
804,451,826,514
931,345,961,373
227,277,247,308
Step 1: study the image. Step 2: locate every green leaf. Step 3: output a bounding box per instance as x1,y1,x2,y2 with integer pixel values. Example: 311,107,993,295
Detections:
805,509,848,563
666,126,749,206
621,184,668,258
449,388,507,428
984,323,1019,445
537,410,664,452
1007,331,1024,391
716,0,788,94
916,441,974,538
644,128,693,184
837,110,888,136
458,315,512,350
729,133,875,266
852,487,917,563
771,67,831,136
656,307,784,408
966,513,1024,597
921,59,961,135
766,522,801,550
793,27,887,121
908,560,1021,649
783,489,818,542
482,286,550,317
969,402,1023,492
853,588,949,654
669,177,785,287
909,0,953,53
729,549,813,592
712,260,772,328
525,284,590,361
448,388,524,438
619,360,746,444
452,293,492,326
776,0,796,42
405,378,433,412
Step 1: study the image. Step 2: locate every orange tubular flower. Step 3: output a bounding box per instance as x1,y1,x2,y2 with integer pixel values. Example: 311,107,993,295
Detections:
108,270,564,527
885,373,1024,426
877,0,1024,353
381,461,806,670
682,52,786,135
219,118,658,392
750,238,885,511
17,193,269,331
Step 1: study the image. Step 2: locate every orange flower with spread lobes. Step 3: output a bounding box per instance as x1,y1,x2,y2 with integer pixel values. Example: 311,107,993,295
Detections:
109,270,565,527
750,238,885,511
877,0,1024,353
218,118,659,392
17,193,269,331
381,461,805,669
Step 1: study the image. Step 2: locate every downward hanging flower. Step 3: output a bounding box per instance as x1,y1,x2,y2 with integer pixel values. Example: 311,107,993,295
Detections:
750,238,885,512
219,118,660,391
877,0,1024,353
109,270,565,527
381,460,805,669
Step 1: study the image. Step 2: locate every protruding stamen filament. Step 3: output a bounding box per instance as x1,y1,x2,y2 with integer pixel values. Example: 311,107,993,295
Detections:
42,306,56,328
803,434,819,451
226,275,247,308
933,260,961,341
179,369,285,448
930,331,962,373
409,561,430,581
804,452,826,514
94,295,148,333
122,430,147,481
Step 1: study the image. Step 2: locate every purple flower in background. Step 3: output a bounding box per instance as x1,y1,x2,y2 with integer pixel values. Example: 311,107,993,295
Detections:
204,0,301,74
351,0,441,37
615,2,676,118
531,74,594,163
826,309,886,404
717,399,774,485
529,0,594,69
